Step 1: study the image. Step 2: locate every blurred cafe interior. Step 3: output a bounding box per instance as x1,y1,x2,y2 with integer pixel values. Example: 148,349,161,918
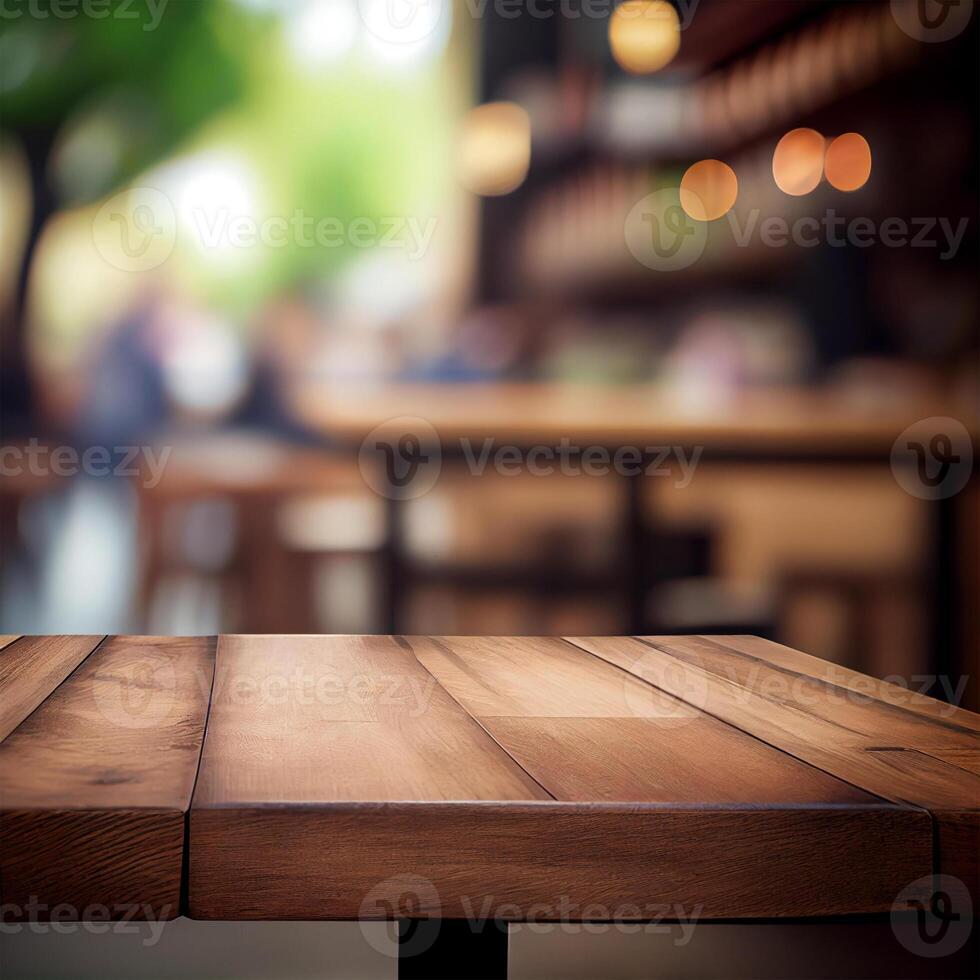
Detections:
0,0,977,707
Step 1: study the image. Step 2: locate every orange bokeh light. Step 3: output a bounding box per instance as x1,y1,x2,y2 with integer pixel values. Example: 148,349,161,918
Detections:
772,127,825,196
456,102,532,197
825,133,872,192
680,159,739,221
608,0,681,75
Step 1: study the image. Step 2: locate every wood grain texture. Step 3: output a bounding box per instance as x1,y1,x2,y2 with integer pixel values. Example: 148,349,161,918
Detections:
193,634,548,805
710,634,980,734
4,634,953,922
567,635,980,808
405,636,878,805
0,635,103,741
0,634,21,651
189,635,932,919
0,635,215,920
652,635,976,754
474,717,872,805
568,635,980,898
409,635,690,718
189,803,930,920
864,750,979,903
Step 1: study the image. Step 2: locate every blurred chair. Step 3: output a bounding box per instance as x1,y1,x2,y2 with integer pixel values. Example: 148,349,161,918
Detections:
136,432,377,633
401,470,624,633
648,464,928,674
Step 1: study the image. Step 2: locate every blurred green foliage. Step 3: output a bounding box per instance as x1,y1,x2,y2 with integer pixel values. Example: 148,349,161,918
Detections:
1,0,456,312
0,1,246,184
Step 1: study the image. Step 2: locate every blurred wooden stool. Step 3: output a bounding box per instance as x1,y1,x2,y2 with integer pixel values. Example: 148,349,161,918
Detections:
136,431,374,633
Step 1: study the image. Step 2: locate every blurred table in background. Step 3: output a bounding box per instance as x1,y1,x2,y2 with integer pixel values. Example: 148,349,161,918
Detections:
292,382,974,454
292,382,978,702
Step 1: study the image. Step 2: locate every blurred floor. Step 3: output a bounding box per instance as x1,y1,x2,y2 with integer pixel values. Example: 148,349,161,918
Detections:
2,919,976,980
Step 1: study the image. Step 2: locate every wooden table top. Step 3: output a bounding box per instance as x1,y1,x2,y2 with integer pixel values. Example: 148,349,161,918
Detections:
290,382,979,454
1,634,977,922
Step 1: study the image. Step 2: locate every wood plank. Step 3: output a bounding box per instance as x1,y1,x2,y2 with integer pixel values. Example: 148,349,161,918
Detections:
478,716,875,805
0,635,215,920
920,747,980,777
190,803,930,920
567,635,978,810
711,634,980,734
192,634,549,805
568,635,979,898
190,635,932,919
647,635,977,754
409,635,696,718
0,635,103,741
862,750,979,811
863,750,980,902
407,636,880,805
0,634,21,651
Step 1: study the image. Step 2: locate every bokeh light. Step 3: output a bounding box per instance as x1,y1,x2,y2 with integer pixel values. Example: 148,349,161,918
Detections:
680,159,739,221
152,152,261,271
359,0,452,70
608,1,681,76
456,102,532,197
772,127,825,196
284,0,357,71
824,132,872,192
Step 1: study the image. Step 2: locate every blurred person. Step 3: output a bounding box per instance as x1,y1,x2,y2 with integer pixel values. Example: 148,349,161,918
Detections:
233,295,325,442
406,304,540,381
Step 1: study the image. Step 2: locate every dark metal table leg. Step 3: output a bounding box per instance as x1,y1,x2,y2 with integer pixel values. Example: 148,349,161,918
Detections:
929,491,957,702
382,494,404,634
398,919,508,980
624,470,648,635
